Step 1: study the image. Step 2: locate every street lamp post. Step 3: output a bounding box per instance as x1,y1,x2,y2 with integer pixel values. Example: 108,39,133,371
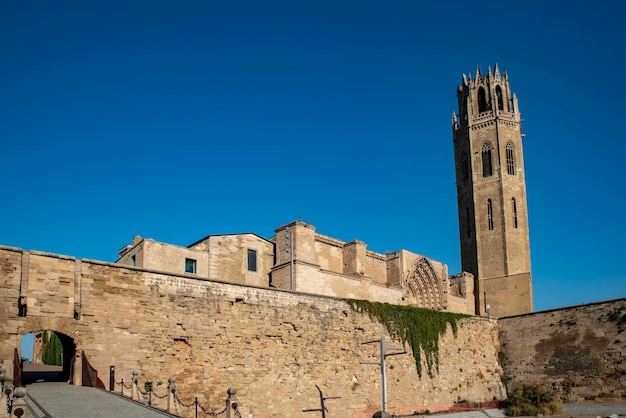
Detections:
360,338,405,414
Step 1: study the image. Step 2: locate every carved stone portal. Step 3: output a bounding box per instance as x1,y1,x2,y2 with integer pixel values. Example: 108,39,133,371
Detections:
403,258,444,310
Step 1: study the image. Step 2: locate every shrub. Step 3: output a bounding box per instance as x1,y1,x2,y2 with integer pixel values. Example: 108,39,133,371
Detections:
505,382,562,416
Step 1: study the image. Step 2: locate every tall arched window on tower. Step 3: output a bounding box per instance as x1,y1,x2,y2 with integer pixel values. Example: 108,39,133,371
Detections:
496,85,504,111
506,142,515,175
512,198,518,229
487,199,494,230
482,142,494,177
461,152,470,183
478,87,487,113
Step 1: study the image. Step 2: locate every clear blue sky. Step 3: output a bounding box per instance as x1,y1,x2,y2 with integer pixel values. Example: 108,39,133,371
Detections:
2,0,625,319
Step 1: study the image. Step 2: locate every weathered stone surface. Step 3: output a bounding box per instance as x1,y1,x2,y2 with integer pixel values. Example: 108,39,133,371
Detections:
499,299,626,404
0,246,504,417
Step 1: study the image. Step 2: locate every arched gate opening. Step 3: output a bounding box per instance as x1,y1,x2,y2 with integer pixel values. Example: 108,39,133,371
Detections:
20,330,77,385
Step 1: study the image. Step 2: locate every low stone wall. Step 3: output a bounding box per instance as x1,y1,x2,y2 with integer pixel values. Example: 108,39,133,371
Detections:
499,298,626,403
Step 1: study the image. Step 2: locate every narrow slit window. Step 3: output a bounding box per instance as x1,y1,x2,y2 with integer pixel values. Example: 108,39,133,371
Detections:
512,198,518,229
465,207,471,238
496,85,504,111
461,152,470,183
247,249,257,272
487,199,494,230
482,142,494,177
478,87,487,113
506,142,516,175
185,258,197,274
130,254,136,266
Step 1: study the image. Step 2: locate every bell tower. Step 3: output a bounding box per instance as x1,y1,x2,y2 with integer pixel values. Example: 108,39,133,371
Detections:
452,64,533,317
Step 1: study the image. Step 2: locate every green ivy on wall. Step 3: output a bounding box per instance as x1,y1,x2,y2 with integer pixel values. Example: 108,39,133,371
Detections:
347,299,470,378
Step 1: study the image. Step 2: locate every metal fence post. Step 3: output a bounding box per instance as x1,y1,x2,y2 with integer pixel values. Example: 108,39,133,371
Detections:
166,378,175,413
131,371,138,401
225,388,238,418
109,366,115,391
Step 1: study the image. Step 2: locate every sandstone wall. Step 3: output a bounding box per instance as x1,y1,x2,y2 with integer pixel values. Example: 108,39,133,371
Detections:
499,299,626,403
364,250,387,284
0,246,505,417
289,260,404,305
315,235,345,274
480,272,533,318
198,234,274,287
145,239,210,277
117,234,274,288
447,273,475,315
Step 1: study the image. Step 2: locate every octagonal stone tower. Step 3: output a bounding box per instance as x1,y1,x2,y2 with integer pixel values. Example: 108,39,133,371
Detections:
452,64,533,317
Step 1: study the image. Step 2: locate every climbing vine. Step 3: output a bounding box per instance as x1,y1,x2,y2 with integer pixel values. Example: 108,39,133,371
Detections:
347,299,470,378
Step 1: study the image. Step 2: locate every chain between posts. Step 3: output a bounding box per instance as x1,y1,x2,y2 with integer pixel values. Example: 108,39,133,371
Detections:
115,377,133,397
110,366,241,417
134,380,169,399
0,367,15,414
171,387,241,418
172,392,228,416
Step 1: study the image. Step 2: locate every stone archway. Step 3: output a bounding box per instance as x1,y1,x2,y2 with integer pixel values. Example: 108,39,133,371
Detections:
21,330,76,384
17,317,82,385
403,257,445,310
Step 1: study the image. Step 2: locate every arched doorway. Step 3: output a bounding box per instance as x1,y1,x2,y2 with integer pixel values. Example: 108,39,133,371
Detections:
20,330,76,385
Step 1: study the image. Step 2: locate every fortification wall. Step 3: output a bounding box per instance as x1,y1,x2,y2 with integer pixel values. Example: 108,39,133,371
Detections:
0,246,505,417
499,299,626,404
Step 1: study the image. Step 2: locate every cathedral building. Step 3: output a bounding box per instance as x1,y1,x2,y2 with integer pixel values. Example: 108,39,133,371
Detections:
116,220,476,315
114,64,533,318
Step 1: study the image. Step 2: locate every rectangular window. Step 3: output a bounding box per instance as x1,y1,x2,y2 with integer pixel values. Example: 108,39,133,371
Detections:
185,258,197,274
247,249,257,272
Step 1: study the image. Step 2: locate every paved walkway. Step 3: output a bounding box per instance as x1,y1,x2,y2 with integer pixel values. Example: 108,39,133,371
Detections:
563,404,626,416
426,408,508,418
418,405,626,418
23,383,626,418
25,382,176,418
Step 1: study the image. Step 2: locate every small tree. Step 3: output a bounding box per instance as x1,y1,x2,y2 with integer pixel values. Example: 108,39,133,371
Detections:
506,382,562,416
42,331,63,366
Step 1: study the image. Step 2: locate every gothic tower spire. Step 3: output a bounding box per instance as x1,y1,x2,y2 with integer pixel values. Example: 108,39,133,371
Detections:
452,65,533,317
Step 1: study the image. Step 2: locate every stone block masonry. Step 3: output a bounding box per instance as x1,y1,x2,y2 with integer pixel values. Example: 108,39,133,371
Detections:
0,246,505,417
499,299,626,404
